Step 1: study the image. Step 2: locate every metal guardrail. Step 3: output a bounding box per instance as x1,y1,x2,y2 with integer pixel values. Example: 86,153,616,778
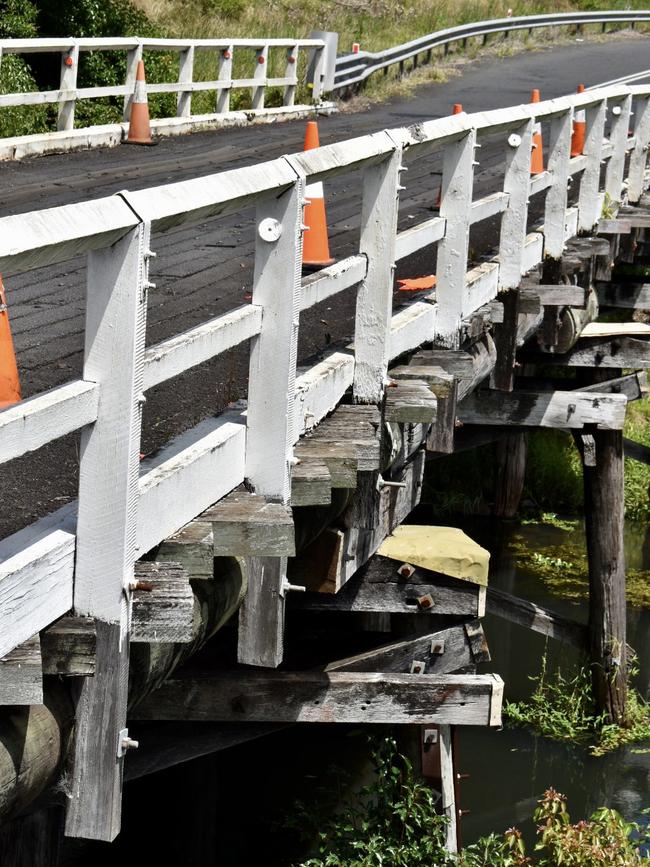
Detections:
332,10,650,90
0,35,327,137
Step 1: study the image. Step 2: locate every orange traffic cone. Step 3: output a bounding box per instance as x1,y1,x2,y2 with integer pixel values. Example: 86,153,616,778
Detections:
0,276,21,410
302,121,335,271
571,83,586,157
126,60,154,146
530,88,544,175
434,103,464,209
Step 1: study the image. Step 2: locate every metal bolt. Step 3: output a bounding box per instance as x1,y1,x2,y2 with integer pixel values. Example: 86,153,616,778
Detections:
282,579,306,595
423,728,438,745
258,217,282,242
410,660,426,674
430,640,445,655
129,579,154,592
117,728,139,758
378,477,407,489
64,55,74,67
258,54,266,64
223,50,232,60
287,54,296,64
144,280,156,290
417,593,434,610
397,563,415,579
145,249,157,259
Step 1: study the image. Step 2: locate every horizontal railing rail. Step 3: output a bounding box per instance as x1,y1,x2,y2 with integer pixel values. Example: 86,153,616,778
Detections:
1,82,649,666
333,10,650,90
0,34,328,141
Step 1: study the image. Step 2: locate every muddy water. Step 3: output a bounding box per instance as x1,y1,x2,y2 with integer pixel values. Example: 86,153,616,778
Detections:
457,518,650,846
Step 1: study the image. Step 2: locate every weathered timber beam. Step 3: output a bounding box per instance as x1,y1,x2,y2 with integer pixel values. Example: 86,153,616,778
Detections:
457,334,497,401
520,285,587,308
486,586,587,649
131,561,194,644
294,440,357,488
577,372,646,401
385,380,437,424
457,389,627,429
41,617,95,676
156,521,213,580
0,636,42,706
623,437,650,464
302,405,381,471
291,459,331,507
597,219,632,234
201,490,295,557
596,282,650,309
130,670,504,727
325,620,490,675
410,350,474,378
521,336,650,368
291,560,484,618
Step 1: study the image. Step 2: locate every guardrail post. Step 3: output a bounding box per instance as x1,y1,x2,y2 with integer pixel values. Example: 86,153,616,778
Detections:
543,108,573,259
605,93,632,204
65,221,151,841
435,129,477,346
353,138,402,404
123,42,143,121
628,94,650,204
578,99,606,232
239,174,304,667
217,45,234,113
252,45,269,111
498,119,533,289
57,42,79,132
283,44,299,107
177,45,195,118
307,44,325,102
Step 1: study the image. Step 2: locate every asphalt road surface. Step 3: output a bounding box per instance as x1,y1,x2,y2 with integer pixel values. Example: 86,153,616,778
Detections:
2,36,649,539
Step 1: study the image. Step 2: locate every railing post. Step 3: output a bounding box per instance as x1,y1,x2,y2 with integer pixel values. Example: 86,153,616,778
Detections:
605,93,632,204
628,94,650,204
283,44,299,107
252,45,269,111
123,42,143,121
543,108,573,259
57,41,79,132
498,119,533,289
65,221,151,841
238,173,304,667
435,129,477,346
177,44,195,118
217,45,233,114
578,99,606,232
353,137,402,404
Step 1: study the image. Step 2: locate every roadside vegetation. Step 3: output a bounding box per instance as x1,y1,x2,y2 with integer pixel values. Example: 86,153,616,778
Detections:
285,736,650,866
2,0,650,137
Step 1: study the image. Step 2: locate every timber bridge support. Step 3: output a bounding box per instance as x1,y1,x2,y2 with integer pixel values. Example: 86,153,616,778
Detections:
0,80,649,859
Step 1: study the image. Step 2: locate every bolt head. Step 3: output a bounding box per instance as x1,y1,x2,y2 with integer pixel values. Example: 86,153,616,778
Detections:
508,133,522,148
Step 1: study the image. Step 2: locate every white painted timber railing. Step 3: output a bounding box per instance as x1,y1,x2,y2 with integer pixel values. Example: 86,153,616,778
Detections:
0,36,329,158
0,83,649,659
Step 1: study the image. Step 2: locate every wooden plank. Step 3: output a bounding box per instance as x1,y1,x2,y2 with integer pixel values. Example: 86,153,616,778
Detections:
0,635,42,706
596,283,650,309
66,222,149,842
202,490,295,557
290,459,332,507
457,333,497,401
520,285,587,308
628,94,650,204
577,372,645,401
458,389,627,430
156,521,213,581
395,216,445,261
388,301,437,361
486,586,587,649
543,108,572,259
440,725,457,853
578,99,606,232
305,405,381,471
326,621,490,675
498,118,532,289
300,256,367,311
292,566,483,617
385,380,437,424
435,129,476,344
605,94,632,202
522,336,650,369
131,670,504,727
354,141,401,403
623,437,650,464
0,380,99,466
294,440,357,488
143,304,262,391
41,617,96,676
597,218,632,234
130,561,194,644
490,288,519,391
410,350,474,378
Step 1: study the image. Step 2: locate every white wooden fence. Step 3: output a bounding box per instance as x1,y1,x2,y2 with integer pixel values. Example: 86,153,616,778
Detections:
0,83,649,659
0,36,329,156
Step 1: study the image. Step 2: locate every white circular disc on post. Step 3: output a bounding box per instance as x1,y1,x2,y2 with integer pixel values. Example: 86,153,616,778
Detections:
258,217,283,242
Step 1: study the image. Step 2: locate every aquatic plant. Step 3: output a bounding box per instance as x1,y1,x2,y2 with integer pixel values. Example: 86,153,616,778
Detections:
504,652,650,757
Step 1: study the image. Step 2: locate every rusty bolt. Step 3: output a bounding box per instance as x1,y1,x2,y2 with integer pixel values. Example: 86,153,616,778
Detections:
223,50,232,59
258,54,266,64
417,593,434,610
287,54,296,64
130,579,154,592
64,55,74,67
410,660,426,674
397,563,415,579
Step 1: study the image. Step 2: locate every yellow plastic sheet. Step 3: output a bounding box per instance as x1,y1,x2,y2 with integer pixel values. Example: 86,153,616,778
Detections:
377,525,489,586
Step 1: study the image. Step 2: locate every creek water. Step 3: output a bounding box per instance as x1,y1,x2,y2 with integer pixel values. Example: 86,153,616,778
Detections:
454,517,650,847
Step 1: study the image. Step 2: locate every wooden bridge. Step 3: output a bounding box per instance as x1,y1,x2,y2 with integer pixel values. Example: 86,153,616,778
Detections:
0,76,649,853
